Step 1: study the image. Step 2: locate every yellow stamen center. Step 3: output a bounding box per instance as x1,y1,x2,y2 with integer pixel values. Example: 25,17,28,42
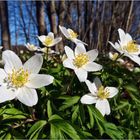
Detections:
68,30,78,38
73,53,89,68
29,44,35,49
97,86,109,99
112,53,119,61
124,41,139,53
8,68,29,88
44,36,53,46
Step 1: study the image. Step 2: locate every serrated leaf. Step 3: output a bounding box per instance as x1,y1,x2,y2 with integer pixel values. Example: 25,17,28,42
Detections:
3,114,26,120
72,105,79,123
87,105,105,122
59,96,80,111
49,115,80,139
26,120,47,139
104,122,124,139
50,124,65,139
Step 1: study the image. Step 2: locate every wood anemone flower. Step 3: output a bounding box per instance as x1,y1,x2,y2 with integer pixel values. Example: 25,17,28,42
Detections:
38,32,62,47
59,25,88,46
81,78,118,116
63,43,102,82
109,28,140,65
0,50,54,106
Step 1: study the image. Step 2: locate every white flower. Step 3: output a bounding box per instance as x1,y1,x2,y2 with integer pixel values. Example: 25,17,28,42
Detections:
63,43,102,82
0,50,54,106
38,32,62,47
109,52,124,64
59,25,88,45
109,28,140,65
25,43,39,52
81,78,118,116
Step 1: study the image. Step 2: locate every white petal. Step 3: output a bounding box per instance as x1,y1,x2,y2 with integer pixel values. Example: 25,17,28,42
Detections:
2,50,22,73
75,43,86,55
0,68,7,85
81,94,97,104
85,80,97,94
84,62,102,72
105,87,118,98
125,33,132,43
47,37,62,47
48,32,54,39
104,99,111,115
23,54,43,74
74,68,87,82
63,59,75,69
86,49,98,61
128,55,140,65
73,38,88,46
94,77,102,89
0,86,16,103
59,25,70,38
95,99,106,116
26,74,54,88
96,99,111,116
118,28,126,45
64,46,74,59
16,87,38,107
38,35,46,42
109,41,123,54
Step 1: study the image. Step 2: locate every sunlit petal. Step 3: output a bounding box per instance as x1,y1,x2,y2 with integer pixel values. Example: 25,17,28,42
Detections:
74,68,87,82
64,46,74,59
81,93,97,104
23,54,43,74
0,86,16,103
17,87,38,107
2,50,22,73
26,74,54,88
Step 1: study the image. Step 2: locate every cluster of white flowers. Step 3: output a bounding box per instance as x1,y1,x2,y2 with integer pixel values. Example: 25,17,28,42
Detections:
59,26,118,116
1,26,138,117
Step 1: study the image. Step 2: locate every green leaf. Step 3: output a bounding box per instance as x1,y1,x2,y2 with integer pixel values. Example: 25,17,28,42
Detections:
114,101,130,110
59,96,80,111
124,84,139,94
50,124,65,139
103,122,124,139
4,133,11,139
87,106,94,129
87,105,105,122
4,108,27,115
87,105,105,135
2,108,27,120
26,120,47,139
72,105,79,123
49,114,80,139
47,100,52,118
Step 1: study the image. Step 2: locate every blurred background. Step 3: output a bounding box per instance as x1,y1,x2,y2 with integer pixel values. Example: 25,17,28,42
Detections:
0,0,139,53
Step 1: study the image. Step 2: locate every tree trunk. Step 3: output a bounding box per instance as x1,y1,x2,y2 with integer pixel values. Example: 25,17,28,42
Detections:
0,1,11,50
36,1,47,36
50,1,57,35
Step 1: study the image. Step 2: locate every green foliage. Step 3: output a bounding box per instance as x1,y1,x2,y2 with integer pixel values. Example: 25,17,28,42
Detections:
0,54,140,139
